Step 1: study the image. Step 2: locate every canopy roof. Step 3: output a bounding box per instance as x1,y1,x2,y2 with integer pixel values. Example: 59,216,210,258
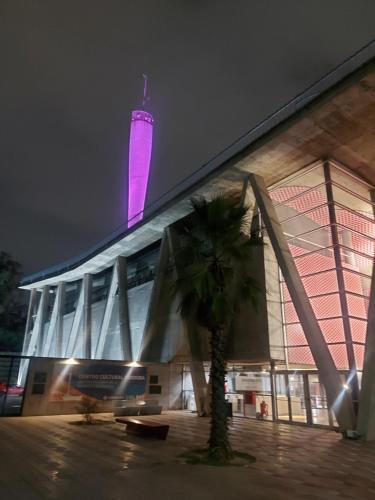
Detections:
21,41,375,289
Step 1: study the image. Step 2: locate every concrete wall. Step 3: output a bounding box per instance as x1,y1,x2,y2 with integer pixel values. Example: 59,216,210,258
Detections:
21,357,183,416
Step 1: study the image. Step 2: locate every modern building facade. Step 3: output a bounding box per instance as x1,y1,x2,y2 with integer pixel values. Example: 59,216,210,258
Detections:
19,43,375,437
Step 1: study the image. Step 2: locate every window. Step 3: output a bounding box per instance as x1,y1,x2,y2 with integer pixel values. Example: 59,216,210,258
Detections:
32,372,47,395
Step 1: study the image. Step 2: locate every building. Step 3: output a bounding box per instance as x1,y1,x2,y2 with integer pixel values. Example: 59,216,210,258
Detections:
19,42,375,437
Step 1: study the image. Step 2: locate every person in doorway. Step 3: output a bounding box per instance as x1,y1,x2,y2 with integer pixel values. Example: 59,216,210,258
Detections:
260,399,269,419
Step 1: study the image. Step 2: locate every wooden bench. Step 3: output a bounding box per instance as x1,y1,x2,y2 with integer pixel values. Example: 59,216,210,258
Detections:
115,417,169,440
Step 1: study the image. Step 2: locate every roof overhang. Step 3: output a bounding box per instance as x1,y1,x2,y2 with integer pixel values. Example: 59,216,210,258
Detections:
21,41,375,290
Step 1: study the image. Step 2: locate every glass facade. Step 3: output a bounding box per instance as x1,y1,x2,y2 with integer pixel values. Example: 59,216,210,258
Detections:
269,160,375,372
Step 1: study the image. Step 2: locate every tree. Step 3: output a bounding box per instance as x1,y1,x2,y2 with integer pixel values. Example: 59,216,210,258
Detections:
174,193,263,464
0,252,21,316
0,252,25,353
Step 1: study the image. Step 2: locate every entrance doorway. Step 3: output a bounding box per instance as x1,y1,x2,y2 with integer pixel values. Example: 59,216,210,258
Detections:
274,370,335,427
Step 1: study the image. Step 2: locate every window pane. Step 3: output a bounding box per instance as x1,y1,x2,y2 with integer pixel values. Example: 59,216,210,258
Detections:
328,344,348,370
287,346,315,367
302,270,338,295
354,344,365,370
350,318,367,343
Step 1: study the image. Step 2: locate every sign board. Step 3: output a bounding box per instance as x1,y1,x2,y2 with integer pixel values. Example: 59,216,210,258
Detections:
50,363,146,402
234,373,269,392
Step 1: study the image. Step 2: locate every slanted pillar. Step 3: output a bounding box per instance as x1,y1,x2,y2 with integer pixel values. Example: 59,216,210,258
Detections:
249,172,355,432
36,286,50,356
21,288,37,355
65,284,84,358
55,282,66,358
83,274,92,359
357,190,375,439
117,257,132,360
324,162,360,407
95,265,120,359
140,232,170,362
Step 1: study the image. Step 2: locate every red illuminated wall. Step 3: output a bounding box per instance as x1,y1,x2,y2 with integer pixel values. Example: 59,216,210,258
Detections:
271,183,372,370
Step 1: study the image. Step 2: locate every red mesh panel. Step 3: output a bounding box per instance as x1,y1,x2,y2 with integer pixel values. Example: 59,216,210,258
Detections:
294,252,335,274
310,294,341,320
271,186,327,212
350,318,367,343
343,270,366,295
286,324,307,346
287,346,315,366
346,293,367,319
302,271,338,296
328,344,348,370
354,344,365,370
271,182,374,370
318,318,345,343
284,301,298,324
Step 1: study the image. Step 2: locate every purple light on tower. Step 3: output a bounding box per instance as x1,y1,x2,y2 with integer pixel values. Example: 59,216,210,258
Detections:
127,76,154,227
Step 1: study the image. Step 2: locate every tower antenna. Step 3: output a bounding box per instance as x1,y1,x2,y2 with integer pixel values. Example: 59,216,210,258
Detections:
142,74,148,108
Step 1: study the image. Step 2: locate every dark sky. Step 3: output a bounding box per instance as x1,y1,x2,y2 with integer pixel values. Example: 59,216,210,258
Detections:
1,1,375,276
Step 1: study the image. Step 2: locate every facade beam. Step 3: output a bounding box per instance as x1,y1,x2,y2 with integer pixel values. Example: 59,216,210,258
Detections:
44,286,60,356
95,266,118,359
21,288,37,356
65,284,84,358
140,232,170,362
83,274,92,359
55,282,66,358
357,189,375,439
36,286,50,356
249,172,355,431
323,162,360,407
117,256,132,361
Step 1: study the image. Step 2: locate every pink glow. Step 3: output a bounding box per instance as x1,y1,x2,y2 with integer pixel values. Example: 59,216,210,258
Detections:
127,110,153,227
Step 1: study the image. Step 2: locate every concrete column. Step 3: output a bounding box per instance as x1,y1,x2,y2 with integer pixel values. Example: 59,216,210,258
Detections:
21,288,37,355
83,274,92,359
36,286,50,356
357,189,375,439
324,162,360,407
139,232,170,362
65,284,84,358
95,265,119,359
55,282,66,358
117,256,132,361
249,172,355,432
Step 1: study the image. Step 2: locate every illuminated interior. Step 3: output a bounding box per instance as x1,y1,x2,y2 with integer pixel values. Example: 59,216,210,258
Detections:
269,160,375,371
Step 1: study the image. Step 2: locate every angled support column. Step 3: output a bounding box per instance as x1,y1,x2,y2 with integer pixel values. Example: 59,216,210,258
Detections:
117,256,132,360
44,286,60,356
324,162,360,406
357,190,375,439
21,288,37,355
83,274,92,359
55,282,66,358
140,231,170,362
65,284,84,358
18,289,38,385
36,286,50,356
167,226,208,416
249,173,355,431
95,266,118,359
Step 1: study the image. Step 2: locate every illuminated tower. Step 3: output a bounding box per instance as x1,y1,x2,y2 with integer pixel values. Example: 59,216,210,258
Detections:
127,75,154,227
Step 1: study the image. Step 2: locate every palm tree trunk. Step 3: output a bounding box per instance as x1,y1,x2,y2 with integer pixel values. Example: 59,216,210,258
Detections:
208,326,232,461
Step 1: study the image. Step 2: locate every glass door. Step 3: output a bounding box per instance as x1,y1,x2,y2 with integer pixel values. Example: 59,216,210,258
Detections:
308,373,331,426
275,373,290,421
288,373,308,423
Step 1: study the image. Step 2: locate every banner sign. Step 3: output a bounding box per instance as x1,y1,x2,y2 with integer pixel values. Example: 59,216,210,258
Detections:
50,363,146,402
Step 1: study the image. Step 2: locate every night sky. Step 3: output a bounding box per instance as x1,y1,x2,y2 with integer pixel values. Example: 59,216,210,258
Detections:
1,1,375,276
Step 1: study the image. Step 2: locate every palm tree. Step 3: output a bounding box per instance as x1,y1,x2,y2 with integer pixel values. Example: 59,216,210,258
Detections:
174,193,263,463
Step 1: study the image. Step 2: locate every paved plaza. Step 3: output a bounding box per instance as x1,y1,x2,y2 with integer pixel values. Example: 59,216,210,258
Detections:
0,411,375,499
